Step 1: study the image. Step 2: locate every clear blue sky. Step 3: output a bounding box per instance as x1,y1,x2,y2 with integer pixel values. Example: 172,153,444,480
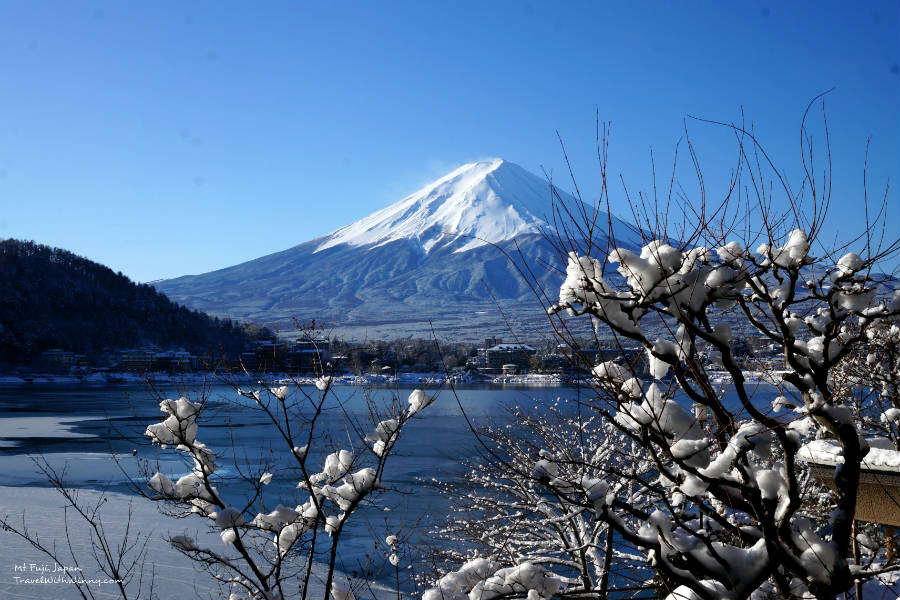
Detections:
1,1,897,282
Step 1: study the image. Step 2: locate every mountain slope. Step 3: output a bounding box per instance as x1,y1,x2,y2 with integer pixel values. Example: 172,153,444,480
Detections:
156,160,641,339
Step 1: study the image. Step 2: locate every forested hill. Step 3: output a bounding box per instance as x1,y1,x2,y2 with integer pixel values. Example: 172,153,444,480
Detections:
0,239,268,366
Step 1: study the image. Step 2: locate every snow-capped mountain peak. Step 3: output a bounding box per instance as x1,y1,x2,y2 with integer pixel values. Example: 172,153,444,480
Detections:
315,159,556,254
157,158,645,337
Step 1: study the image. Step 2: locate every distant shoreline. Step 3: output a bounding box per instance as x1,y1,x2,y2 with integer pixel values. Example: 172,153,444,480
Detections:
0,370,580,388
0,369,789,389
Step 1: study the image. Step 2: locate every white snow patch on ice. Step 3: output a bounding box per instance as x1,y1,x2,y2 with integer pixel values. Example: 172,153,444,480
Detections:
0,416,110,448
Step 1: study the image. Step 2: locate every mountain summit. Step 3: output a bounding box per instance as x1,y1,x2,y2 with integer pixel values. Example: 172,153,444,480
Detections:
156,160,641,339
316,159,556,254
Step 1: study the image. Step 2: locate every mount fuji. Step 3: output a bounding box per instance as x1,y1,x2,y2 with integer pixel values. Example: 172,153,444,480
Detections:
317,159,558,255
156,159,641,340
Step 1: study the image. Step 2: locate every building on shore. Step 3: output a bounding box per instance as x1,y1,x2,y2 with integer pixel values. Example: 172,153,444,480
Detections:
286,338,331,374
40,349,87,372
152,350,203,372
484,343,536,374
119,349,155,372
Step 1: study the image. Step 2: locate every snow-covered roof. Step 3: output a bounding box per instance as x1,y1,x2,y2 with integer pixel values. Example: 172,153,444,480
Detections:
798,439,900,473
488,344,535,352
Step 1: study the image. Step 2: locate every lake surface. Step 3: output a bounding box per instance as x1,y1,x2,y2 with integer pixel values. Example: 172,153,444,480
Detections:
0,380,782,589
0,382,599,584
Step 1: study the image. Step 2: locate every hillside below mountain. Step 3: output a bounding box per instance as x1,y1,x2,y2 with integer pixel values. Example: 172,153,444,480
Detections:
0,239,268,366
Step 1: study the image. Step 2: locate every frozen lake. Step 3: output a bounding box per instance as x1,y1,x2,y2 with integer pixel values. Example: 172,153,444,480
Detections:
0,380,784,598
0,381,597,597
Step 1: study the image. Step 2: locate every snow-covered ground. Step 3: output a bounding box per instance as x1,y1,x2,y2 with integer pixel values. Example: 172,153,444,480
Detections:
0,485,396,600
0,485,222,599
700,369,790,386
486,373,565,385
